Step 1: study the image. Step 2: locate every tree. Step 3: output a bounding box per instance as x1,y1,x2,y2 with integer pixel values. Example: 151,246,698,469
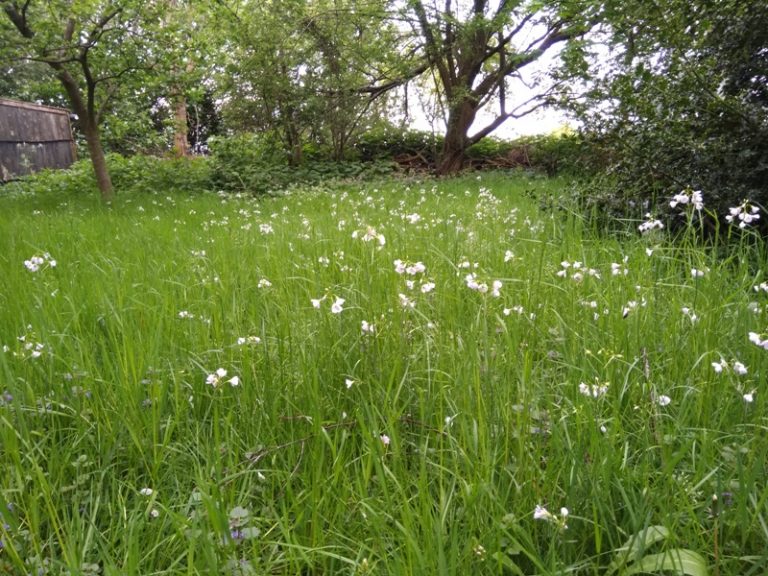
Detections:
402,0,596,174
572,0,768,222
1,1,171,201
216,0,402,164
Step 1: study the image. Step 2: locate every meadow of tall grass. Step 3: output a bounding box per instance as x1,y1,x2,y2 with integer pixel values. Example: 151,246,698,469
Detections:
0,173,766,575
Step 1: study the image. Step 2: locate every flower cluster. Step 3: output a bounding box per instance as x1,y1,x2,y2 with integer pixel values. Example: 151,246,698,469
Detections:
579,380,609,398
611,257,629,276
24,252,57,272
748,331,768,350
311,294,346,314
398,293,416,309
3,327,48,360
711,359,747,375
465,274,502,297
206,368,240,388
726,201,760,228
681,306,699,323
394,259,435,294
557,261,600,282
670,188,704,211
228,506,260,543
638,214,664,233
533,505,569,529
353,226,386,247
394,259,426,275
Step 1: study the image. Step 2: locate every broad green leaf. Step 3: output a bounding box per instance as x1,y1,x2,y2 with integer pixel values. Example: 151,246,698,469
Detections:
624,549,709,576
606,525,671,575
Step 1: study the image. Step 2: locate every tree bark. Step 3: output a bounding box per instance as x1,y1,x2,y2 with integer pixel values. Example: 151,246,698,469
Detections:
437,99,478,175
172,94,190,157
52,68,114,201
81,118,114,202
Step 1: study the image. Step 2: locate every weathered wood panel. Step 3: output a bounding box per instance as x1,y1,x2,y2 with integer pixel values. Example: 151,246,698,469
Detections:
0,98,77,181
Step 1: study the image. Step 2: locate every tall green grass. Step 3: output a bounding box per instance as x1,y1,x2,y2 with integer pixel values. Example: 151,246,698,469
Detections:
0,173,766,575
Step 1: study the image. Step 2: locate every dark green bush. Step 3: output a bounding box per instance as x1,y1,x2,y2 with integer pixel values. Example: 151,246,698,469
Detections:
208,133,396,194
568,0,768,234
354,126,442,165
355,125,586,176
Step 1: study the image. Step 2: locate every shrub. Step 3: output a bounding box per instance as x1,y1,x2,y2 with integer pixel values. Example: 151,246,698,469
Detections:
208,133,396,194
1,154,212,199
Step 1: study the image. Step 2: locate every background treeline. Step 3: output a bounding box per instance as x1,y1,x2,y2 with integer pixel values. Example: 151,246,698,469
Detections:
2,0,767,231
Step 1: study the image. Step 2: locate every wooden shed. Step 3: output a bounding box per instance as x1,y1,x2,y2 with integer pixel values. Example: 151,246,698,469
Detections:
0,98,77,181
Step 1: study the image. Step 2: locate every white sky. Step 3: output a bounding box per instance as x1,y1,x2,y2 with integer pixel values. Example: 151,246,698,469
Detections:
406,104,572,138
398,34,579,139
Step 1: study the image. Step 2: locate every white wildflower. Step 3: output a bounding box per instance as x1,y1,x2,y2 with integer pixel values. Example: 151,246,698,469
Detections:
726,200,760,228
748,331,768,349
227,376,240,387
670,188,704,211
398,293,415,309
638,214,664,233
533,505,552,521
330,297,345,314
206,368,228,388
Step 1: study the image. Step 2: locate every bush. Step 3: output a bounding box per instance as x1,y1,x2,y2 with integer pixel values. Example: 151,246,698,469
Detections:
208,133,396,194
1,154,212,199
568,1,768,235
107,154,212,194
354,125,587,176
354,126,442,166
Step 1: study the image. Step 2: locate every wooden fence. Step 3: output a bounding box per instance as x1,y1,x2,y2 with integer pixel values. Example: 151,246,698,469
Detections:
0,98,77,181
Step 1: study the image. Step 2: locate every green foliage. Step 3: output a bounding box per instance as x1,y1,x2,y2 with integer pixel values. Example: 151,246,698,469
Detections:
216,0,401,162
207,133,395,194
354,126,587,176
354,126,443,162
573,0,768,228
107,154,212,195
3,154,211,198
607,526,710,576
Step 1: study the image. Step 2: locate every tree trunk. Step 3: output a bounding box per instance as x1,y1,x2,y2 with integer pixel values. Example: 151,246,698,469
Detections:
437,99,478,175
284,113,303,167
82,119,114,202
172,94,190,157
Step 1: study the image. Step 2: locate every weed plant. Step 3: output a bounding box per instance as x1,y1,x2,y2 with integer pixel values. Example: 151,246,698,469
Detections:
0,174,766,575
